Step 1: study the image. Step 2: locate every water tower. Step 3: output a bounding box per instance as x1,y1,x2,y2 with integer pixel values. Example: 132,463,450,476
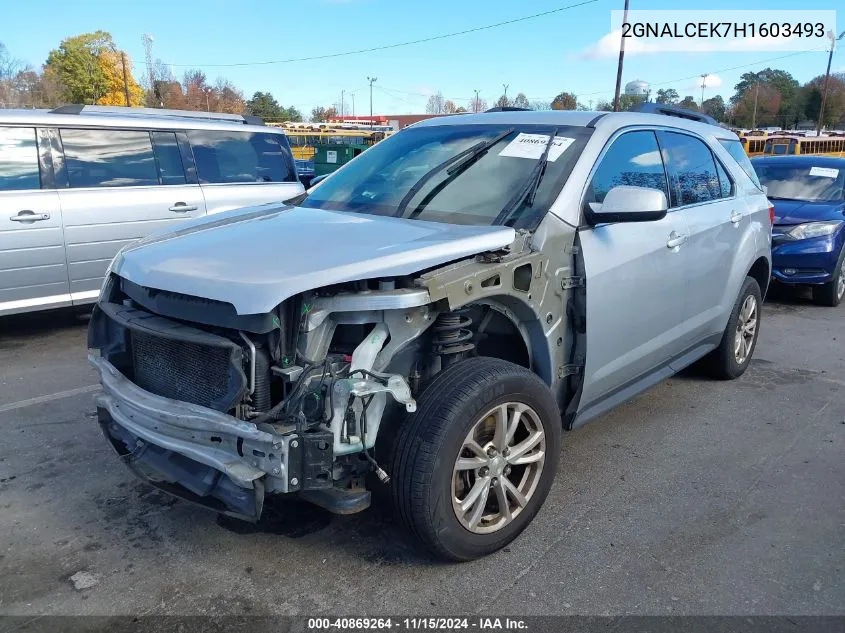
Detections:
624,79,650,102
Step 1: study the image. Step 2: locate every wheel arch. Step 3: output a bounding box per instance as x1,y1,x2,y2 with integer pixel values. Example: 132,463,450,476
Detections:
747,256,771,298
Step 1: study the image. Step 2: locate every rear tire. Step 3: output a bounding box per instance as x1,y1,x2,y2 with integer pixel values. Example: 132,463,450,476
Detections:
391,357,561,561
704,276,762,380
812,249,845,307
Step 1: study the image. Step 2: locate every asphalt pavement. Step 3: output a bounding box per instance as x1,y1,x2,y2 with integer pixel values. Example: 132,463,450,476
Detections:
0,290,842,616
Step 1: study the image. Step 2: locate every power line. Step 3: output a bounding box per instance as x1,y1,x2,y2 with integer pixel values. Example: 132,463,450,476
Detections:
163,1,598,68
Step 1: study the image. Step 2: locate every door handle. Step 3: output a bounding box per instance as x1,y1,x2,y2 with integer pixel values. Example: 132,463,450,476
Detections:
168,203,198,213
730,210,742,225
666,231,688,249
10,211,50,222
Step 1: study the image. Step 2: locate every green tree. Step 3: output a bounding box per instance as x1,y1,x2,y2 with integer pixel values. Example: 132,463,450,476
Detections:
512,92,530,109
655,88,679,105
678,96,699,111
731,68,801,127
494,94,510,108
247,91,283,120
551,92,577,110
802,73,845,129
45,31,116,104
701,95,726,121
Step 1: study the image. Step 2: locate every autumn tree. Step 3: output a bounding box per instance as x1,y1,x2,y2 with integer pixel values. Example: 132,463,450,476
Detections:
551,92,577,110
443,99,458,114
732,83,781,128
425,91,446,114
96,49,143,106
655,88,679,104
311,106,338,122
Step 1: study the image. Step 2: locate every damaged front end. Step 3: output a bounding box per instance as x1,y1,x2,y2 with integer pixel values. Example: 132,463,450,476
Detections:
88,276,426,521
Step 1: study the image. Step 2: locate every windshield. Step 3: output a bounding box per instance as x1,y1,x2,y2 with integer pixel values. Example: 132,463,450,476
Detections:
755,163,845,202
298,123,592,228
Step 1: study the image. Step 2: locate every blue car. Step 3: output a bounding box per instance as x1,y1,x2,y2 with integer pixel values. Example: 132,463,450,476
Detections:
753,156,845,306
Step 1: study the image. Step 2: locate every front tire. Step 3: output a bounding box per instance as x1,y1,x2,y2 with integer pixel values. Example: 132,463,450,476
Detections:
391,357,561,561
704,276,762,380
812,249,845,307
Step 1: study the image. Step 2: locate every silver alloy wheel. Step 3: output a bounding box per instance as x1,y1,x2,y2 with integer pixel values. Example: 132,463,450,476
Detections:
734,294,758,365
451,402,546,534
836,258,845,301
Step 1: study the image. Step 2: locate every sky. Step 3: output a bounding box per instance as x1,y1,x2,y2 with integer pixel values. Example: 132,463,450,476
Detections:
1,0,842,116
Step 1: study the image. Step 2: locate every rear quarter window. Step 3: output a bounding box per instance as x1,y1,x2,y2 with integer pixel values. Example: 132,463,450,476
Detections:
719,139,762,189
187,130,297,185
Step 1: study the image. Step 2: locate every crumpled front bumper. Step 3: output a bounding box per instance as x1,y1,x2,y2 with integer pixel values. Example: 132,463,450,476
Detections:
90,354,306,521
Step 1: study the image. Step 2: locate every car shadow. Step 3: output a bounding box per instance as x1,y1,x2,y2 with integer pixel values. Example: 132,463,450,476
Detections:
0,307,91,341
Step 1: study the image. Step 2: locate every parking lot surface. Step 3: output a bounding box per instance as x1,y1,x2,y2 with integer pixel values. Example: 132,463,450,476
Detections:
0,291,843,616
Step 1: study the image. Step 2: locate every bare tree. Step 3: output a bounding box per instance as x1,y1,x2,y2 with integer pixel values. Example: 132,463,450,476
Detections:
443,99,459,114
470,94,487,113
425,91,446,114
529,100,551,111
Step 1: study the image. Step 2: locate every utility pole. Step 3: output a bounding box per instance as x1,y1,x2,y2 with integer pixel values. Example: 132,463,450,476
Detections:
474,89,480,113
121,52,131,107
613,0,630,111
502,83,509,106
817,30,845,136
340,89,345,119
367,77,377,128
351,93,355,117
142,34,155,106
700,74,707,108
752,81,759,130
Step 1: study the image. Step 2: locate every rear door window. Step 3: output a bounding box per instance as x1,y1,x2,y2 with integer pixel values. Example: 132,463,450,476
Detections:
187,130,296,184
0,127,41,191
151,131,187,185
60,129,158,188
718,138,761,189
657,131,723,207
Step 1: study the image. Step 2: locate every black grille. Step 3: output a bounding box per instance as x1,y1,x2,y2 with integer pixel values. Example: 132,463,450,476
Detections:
131,331,235,410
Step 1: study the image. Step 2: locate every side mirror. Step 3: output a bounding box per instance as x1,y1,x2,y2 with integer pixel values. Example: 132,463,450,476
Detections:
586,185,668,224
309,174,329,189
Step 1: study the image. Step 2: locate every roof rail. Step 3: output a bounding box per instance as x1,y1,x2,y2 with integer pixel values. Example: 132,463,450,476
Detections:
631,102,718,126
485,106,532,113
48,105,264,126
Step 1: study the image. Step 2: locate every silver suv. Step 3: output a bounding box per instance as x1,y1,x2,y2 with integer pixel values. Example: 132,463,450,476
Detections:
88,109,772,560
0,106,302,316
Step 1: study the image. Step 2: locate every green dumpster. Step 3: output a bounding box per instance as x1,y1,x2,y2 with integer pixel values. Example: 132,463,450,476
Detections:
313,143,368,177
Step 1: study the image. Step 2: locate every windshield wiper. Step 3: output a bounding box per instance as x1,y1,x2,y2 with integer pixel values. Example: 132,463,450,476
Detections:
393,128,514,219
493,127,559,226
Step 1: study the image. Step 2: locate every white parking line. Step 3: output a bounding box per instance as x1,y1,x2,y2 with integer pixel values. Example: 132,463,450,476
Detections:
0,384,100,414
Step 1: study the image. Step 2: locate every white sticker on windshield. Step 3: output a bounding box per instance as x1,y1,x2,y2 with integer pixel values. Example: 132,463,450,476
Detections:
499,133,576,162
809,166,839,178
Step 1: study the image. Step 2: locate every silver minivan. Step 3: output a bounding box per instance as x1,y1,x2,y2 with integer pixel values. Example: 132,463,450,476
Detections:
0,106,303,316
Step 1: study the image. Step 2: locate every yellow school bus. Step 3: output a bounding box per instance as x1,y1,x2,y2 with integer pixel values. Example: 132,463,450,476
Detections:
740,135,768,157
267,123,385,161
763,135,845,157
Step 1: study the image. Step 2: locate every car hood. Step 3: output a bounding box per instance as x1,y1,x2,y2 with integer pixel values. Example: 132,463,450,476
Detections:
112,204,516,315
771,198,845,226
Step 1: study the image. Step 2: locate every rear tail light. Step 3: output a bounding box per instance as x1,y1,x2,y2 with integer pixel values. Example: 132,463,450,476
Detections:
768,205,775,225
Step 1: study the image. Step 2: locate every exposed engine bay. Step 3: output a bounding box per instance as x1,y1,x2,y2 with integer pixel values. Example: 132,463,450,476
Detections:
88,232,582,522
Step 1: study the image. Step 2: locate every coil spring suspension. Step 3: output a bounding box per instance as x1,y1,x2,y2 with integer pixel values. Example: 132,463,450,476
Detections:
432,309,475,366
